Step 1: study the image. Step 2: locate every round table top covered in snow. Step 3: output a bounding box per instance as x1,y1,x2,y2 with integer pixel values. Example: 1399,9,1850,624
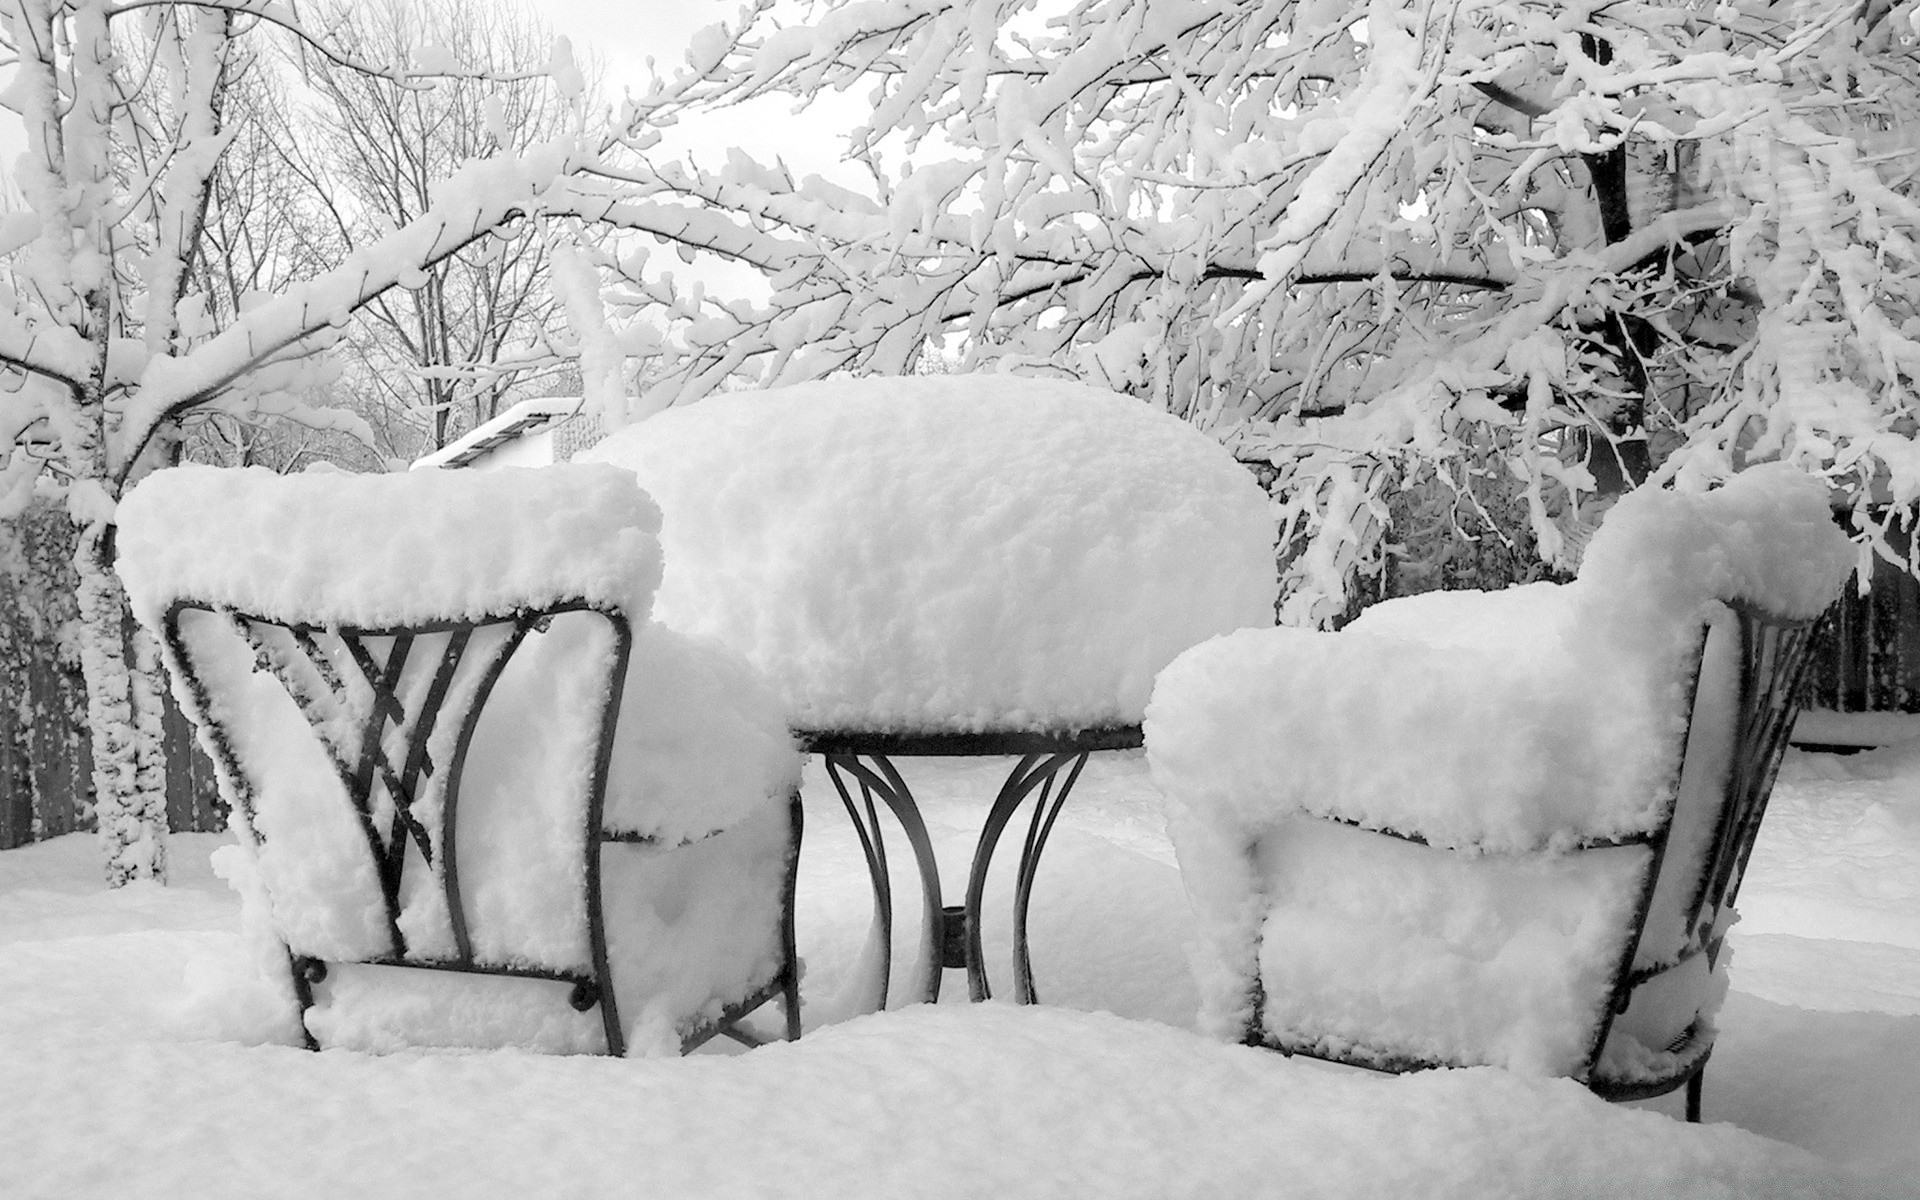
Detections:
583,375,1278,735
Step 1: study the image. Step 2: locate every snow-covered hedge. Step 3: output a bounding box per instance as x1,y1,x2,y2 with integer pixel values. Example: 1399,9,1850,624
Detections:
117,463,802,1055
1145,464,1855,1075
583,374,1280,734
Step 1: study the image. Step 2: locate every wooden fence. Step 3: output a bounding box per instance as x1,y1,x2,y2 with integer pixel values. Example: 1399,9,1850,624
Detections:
0,639,93,848
2,502,222,852
0,632,223,852
1802,551,1920,714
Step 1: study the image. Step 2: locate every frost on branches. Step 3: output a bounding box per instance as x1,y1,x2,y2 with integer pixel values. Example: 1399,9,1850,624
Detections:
581,0,1920,623
0,1,633,884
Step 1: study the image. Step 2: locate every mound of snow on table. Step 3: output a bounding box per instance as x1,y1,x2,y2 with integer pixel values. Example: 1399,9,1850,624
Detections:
583,375,1279,734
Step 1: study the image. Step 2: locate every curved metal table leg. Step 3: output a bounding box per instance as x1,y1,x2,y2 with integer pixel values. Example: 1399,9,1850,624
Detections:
825,753,947,1008
1009,753,1086,1003
962,751,1088,1003
824,756,894,1012
809,732,1131,1011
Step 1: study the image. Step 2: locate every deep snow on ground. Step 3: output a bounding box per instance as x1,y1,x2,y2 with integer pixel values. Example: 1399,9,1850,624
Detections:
2,742,1917,1199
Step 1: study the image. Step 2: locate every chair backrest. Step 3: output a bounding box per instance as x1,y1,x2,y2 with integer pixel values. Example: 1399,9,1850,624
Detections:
1588,600,1825,1087
114,462,668,1053
1682,604,1824,964
1563,468,1853,1083
161,599,636,1051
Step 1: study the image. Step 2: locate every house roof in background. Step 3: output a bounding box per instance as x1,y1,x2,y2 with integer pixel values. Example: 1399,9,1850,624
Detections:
410,397,583,470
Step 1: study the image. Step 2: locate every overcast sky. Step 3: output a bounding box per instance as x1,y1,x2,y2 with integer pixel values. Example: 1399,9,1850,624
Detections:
0,0,857,202
543,0,732,87
541,0,857,180
0,2,861,308
536,0,864,300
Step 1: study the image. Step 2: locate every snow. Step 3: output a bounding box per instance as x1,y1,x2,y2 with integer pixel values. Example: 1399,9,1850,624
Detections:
2,740,1917,1197
1249,816,1653,1076
115,462,664,630
1143,467,1857,1075
11,429,1912,1193
1738,740,1920,955
603,624,803,842
1146,466,1855,854
581,374,1279,734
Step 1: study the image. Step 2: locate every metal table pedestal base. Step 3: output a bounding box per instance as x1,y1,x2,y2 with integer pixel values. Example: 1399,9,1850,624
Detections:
803,727,1141,1009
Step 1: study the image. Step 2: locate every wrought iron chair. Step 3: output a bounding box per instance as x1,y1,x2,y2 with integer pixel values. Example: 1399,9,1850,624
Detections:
1145,467,1854,1120
119,464,802,1056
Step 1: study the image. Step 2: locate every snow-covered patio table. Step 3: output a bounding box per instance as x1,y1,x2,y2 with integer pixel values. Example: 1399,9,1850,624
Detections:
584,375,1278,1006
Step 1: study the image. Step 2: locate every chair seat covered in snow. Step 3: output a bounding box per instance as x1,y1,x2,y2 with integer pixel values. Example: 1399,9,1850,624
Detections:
115,464,804,1057
583,374,1279,1008
1144,465,1856,1118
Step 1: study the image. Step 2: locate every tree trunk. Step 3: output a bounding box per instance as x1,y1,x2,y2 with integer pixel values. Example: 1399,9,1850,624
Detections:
73,521,169,886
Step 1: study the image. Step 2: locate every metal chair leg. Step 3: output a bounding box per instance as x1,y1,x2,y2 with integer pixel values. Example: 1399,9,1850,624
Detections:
1686,1068,1705,1123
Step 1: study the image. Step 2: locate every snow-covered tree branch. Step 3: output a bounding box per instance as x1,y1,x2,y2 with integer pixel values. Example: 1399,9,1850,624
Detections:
0,0,621,884
575,0,1920,624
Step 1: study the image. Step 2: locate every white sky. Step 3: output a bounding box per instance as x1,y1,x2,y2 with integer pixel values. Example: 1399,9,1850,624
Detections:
540,0,858,180
541,0,728,75
0,1,860,304
534,0,863,300
0,1,857,206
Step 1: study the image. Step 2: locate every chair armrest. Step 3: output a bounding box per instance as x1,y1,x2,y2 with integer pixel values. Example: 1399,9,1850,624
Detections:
1145,617,1689,854
600,625,804,844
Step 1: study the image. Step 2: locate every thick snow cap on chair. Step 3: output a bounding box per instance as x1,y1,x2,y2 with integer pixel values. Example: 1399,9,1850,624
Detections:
1146,464,1856,855
114,462,664,632
582,374,1280,734
117,463,800,847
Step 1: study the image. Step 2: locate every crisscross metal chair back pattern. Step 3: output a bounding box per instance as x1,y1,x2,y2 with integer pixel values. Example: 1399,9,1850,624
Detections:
163,599,634,1055
1691,603,1821,961
1500,603,1814,1115
1599,602,1824,1062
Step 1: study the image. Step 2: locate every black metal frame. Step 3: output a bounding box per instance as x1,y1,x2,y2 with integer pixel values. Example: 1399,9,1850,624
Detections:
798,726,1143,1007
1244,600,1825,1123
162,598,801,1056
